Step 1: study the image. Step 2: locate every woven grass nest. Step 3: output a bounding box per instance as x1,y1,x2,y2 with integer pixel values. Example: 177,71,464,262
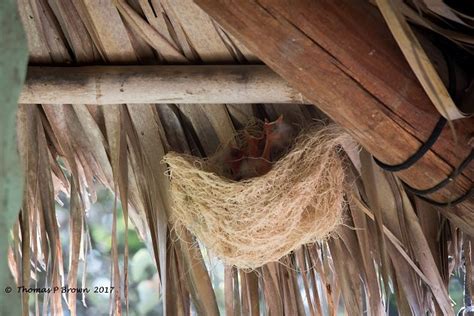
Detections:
163,121,352,268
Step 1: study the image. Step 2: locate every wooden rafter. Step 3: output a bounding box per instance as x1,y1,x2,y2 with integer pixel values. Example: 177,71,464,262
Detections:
20,65,306,105
194,0,474,233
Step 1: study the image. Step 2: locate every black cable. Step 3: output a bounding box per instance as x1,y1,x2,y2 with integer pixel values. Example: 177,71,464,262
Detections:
374,116,447,172
372,46,473,207
414,187,473,207
403,150,473,196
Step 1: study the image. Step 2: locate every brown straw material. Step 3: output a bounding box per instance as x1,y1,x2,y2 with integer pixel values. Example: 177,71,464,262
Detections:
163,124,351,268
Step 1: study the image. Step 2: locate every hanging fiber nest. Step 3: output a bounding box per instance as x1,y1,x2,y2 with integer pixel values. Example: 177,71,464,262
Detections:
163,123,352,269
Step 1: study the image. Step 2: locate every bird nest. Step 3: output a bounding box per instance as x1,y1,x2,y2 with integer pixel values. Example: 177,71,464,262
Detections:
163,122,351,268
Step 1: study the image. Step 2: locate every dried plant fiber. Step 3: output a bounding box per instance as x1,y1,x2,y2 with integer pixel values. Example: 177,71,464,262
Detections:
163,124,351,268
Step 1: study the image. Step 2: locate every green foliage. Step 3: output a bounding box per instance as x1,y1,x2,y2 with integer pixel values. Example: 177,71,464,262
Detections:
0,0,28,315
55,185,162,315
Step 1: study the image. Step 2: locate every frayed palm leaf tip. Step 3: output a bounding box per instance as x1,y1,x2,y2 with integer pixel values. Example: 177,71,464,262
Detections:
163,124,351,269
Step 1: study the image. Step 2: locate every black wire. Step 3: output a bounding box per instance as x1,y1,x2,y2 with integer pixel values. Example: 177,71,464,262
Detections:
403,150,474,196
374,116,447,172
372,45,473,207
414,187,473,207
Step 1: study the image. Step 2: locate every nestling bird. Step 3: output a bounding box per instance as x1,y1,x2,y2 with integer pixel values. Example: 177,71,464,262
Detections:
224,116,293,180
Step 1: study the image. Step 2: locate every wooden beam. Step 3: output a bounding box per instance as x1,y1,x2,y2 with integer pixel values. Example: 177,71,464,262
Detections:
19,65,307,105
194,0,474,232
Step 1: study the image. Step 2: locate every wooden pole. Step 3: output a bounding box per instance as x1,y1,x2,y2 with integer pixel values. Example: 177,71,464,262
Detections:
193,0,474,233
19,65,307,105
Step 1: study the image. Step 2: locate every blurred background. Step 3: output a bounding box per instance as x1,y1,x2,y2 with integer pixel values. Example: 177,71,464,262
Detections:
30,184,465,315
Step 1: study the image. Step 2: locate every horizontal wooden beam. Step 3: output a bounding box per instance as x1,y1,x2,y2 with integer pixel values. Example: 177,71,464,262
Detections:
195,0,474,233
19,65,307,105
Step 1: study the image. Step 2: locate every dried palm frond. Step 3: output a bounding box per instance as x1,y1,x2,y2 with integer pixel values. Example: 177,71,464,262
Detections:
4,0,473,315
376,0,473,120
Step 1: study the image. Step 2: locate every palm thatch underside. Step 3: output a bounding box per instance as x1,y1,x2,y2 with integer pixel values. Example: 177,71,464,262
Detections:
11,0,473,315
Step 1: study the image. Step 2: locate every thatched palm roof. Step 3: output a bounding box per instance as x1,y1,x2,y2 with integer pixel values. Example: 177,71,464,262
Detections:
1,0,473,315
